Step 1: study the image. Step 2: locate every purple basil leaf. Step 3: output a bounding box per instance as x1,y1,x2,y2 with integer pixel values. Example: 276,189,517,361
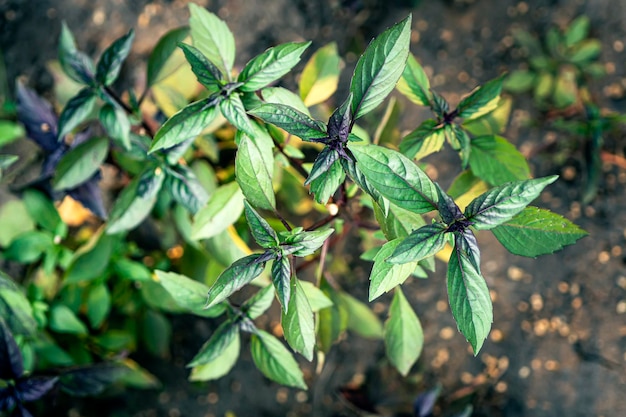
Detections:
454,229,481,273
15,82,60,152
413,386,440,417
436,183,463,225
16,377,58,402
59,363,128,397
0,386,17,412
327,93,353,143
68,175,106,219
0,320,24,380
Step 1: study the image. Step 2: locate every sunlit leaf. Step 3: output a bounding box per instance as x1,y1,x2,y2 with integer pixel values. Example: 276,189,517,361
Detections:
300,42,341,106
396,53,430,106
189,4,236,78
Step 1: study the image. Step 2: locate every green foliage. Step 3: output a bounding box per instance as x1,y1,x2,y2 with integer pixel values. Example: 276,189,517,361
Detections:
504,16,603,109
0,5,588,406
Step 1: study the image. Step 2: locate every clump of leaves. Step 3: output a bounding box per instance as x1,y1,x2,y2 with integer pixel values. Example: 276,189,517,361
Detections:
550,92,626,203
0,319,129,417
1,2,587,401
504,16,603,109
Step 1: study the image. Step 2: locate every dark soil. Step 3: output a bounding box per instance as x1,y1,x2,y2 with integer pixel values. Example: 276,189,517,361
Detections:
2,0,626,416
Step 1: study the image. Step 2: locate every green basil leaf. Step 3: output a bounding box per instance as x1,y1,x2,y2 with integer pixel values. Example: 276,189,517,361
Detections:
165,166,209,214
57,87,96,140
384,287,423,376
261,87,310,116
58,23,95,85
340,292,383,339
96,30,134,86
250,330,307,389
206,253,266,309
387,223,448,264
0,121,24,147
187,321,238,367
86,284,110,329
469,135,531,185
281,228,334,257
447,242,492,353
219,93,255,136
244,200,279,248
564,16,590,47
431,90,449,118
141,310,171,357
271,255,291,312
2,231,53,263
178,42,223,88
155,270,225,317
191,182,244,240
317,277,348,352
305,147,339,186
53,136,108,191
299,42,341,106
396,53,431,106
49,304,88,335
457,76,504,121
149,97,218,153
308,157,345,204
369,239,419,301
242,285,275,320
0,272,37,336
64,232,116,284
491,206,588,257
299,281,333,312
99,104,131,150
465,176,558,230
22,189,65,236
238,42,311,92
147,26,190,87
341,157,389,214
373,201,426,241
282,277,315,361
112,258,151,282
350,15,411,119
188,4,236,78
553,68,578,109
349,144,438,213
236,131,276,211
189,330,239,381
503,70,535,94
399,119,445,160
106,166,165,234
248,103,326,141
569,39,601,64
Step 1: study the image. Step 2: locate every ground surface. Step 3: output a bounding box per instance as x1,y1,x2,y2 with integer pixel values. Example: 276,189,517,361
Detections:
1,0,626,416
